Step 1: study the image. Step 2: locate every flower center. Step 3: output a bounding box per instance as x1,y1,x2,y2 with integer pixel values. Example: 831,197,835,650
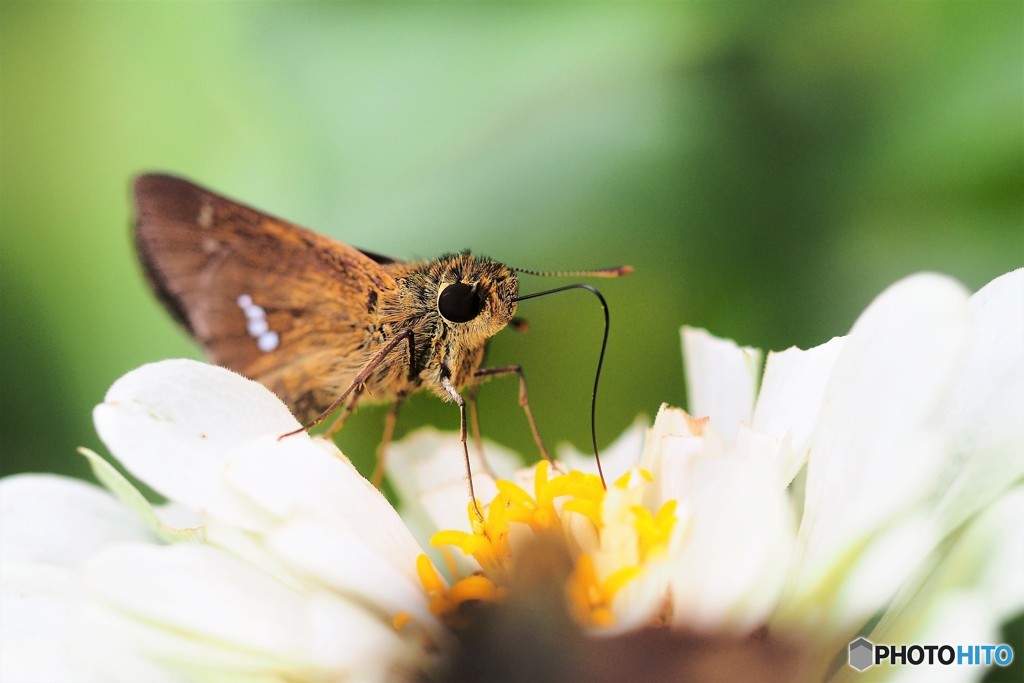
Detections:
417,461,679,630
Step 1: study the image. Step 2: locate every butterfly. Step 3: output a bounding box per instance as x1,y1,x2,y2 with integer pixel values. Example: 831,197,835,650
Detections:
133,173,629,501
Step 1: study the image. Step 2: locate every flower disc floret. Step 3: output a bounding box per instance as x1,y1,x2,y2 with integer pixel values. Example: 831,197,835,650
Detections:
422,460,679,630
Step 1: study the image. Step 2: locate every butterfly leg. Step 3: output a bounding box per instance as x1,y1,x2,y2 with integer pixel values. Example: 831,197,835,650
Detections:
324,383,365,437
473,365,552,466
279,328,415,439
370,394,405,488
442,379,485,521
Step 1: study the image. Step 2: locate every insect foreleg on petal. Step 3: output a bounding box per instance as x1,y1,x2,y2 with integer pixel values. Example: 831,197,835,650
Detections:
443,379,484,521
324,383,365,437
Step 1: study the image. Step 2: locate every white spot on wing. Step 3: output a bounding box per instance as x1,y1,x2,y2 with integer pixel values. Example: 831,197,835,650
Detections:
244,305,265,320
236,294,278,353
247,317,269,337
257,331,279,352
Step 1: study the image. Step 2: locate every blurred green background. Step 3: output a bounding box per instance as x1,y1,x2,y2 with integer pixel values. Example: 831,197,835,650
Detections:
1,1,1021,487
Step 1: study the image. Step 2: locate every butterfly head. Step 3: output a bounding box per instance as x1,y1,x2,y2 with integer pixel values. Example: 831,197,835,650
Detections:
431,252,518,341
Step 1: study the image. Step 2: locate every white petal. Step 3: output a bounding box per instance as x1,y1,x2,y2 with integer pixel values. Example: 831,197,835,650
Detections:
824,515,938,639
791,274,970,610
870,596,1006,683
300,592,409,678
202,519,309,592
267,517,443,639
868,485,1024,656
410,474,496,537
1,562,182,683
751,336,846,484
92,359,303,511
639,404,712,506
591,477,677,634
669,455,795,634
417,475,498,576
0,562,84,682
83,543,402,676
647,403,709,442
83,544,309,668
934,268,1024,535
733,425,786,475
387,429,502,535
388,428,513,495
222,434,427,585
682,327,762,446
645,435,709,510
0,474,150,566
609,559,675,635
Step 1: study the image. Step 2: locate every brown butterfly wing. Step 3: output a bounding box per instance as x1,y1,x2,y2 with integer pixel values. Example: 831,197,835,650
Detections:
133,173,398,416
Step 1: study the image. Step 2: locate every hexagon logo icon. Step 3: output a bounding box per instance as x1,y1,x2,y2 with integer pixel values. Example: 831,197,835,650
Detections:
848,637,875,671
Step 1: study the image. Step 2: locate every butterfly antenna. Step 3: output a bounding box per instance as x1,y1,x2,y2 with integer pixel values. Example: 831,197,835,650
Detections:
513,283,614,488
511,265,632,279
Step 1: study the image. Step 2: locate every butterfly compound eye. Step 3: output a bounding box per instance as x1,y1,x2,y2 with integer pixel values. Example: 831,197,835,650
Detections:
438,282,484,323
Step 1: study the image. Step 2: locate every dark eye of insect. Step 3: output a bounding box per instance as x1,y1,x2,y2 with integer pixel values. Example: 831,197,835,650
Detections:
438,282,484,323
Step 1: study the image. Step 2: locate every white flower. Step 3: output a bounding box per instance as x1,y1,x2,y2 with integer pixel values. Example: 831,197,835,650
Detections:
1,360,443,683
655,270,1024,673
390,269,1023,679
388,421,677,634
1,475,170,683
2,268,1019,682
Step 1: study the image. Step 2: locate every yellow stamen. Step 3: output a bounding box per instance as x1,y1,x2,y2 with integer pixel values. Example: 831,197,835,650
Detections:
421,461,679,630
392,611,413,631
566,553,600,619
448,575,502,605
562,498,602,527
633,500,678,560
416,554,445,595
603,565,644,597
430,529,472,549
495,479,535,507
